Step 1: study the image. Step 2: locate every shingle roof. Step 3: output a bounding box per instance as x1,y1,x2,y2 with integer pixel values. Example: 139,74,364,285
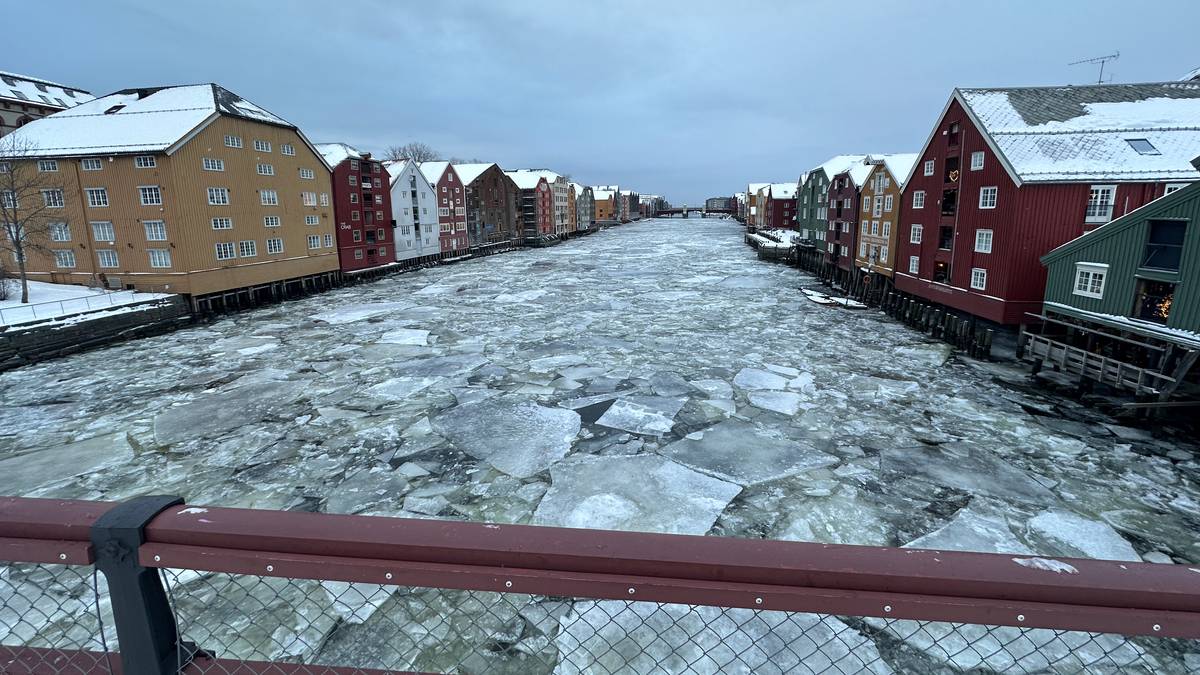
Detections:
2,84,292,157
0,71,93,110
958,82,1200,183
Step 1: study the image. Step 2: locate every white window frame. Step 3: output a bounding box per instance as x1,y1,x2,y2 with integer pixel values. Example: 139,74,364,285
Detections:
208,187,230,205
323,233,333,247
238,240,257,258
299,168,315,180
260,189,279,206
148,248,172,268
263,215,280,228
970,267,987,290
253,140,271,153
884,194,893,212
224,135,243,148
859,241,867,257
256,163,275,176
86,187,109,208
912,190,925,209
1164,183,1188,196
91,221,115,242
882,221,891,237
135,155,156,169
81,158,103,171
96,249,119,268
923,160,935,176
203,157,225,172
38,159,58,172
266,237,284,254
139,185,162,206
143,220,167,241
215,242,236,260
53,249,76,268
50,222,71,241
908,256,920,274
970,151,985,171
1073,262,1108,299
212,217,233,230
281,144,296,156
307,235,320,250
319,193,329,207
910,223,923,244
974,229,993,253
304,215,319,226
978,186,998,210
302,192,317,206
861,220,869,235
42,189,64,208
1084,185,1116,223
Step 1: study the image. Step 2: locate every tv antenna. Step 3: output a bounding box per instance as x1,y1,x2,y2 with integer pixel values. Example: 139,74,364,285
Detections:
1069,52,1119,84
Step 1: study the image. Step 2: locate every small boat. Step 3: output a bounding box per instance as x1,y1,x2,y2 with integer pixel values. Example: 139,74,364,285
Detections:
801,289,838,306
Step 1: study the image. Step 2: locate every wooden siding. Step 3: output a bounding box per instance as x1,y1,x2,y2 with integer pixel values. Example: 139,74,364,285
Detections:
795,171,830,248
853,164,901,277
826,170,860,271
1042,183,1200,332
329,156,393,272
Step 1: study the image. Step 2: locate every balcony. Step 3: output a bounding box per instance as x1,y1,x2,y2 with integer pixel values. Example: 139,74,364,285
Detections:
938,226,954,250
941,189,958,216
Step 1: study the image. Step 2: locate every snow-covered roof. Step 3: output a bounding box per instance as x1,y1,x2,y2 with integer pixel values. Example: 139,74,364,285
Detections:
419,161,451,184
1,84,294,158
956,82,1200,183
1183,66,1200,82
314,142,365,168
511,168,563,184
451,162,496,185
861,153,920,188
1044,302,1200,350
0,71,93,110
805,155,869,185
593,189,615,201
746,182,769,195
504,170,546,190
768,182,796,199
570,182,585,197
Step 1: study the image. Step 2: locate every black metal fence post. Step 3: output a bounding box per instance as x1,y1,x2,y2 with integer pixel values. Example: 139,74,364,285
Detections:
90,495,198,675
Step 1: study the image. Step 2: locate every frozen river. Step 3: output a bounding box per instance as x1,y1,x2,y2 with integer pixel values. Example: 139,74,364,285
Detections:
2,218,1198,671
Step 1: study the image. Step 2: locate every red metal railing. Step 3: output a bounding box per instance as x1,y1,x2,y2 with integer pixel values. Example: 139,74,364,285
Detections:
1,496,1197,673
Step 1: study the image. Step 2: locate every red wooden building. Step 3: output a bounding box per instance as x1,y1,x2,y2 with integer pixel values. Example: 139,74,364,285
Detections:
763,183,797,229
316,143,393,273
504,171,554,239
825,166,869,279
419,161,470,254
895,83,1200,325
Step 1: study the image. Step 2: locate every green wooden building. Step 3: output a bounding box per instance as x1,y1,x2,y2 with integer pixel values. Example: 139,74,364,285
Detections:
1022,170,1200,400
794,155,866,271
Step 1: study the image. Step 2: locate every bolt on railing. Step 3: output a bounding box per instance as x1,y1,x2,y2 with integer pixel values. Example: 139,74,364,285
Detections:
0,495,1197,674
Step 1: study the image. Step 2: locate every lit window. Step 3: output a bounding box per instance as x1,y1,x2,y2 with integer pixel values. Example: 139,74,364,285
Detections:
148,248,172,268
203,157,225,171
212,217,233,230
139,185,162,206
215,242,236,260
53,249,76,268
143,220,167,241
224,135,243,148
974,229,993,253
91,221,115,241
135,155,156,168
208,187,230,205
260,189,278,206
1073,263,1107,299
86,187,109,207
239,240,257,257
970,152,984,171
81,158,103,171
912,191,925,209
97,249,119,268
978,186,997,209
970,267,987,290
253,140,271,153
1085,185,1115,223
923,160,935,176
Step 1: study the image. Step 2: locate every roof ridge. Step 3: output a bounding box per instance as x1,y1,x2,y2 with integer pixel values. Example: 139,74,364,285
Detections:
991,126,1200,135
958,81,1200,92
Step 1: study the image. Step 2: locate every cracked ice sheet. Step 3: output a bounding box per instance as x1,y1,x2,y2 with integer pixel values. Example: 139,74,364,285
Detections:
534,454,740,534
659,419,838,486
309,302,413,324
432,395,580,478
555,601,893,675
594,396,685,437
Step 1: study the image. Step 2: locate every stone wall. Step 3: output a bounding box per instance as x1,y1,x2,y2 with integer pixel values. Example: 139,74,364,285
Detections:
0,297,193,372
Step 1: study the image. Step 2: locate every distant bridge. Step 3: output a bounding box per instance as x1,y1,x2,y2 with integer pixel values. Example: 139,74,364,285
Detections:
656,206,736,218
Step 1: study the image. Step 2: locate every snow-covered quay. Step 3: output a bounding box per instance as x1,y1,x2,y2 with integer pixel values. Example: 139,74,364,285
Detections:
1,218,1198,671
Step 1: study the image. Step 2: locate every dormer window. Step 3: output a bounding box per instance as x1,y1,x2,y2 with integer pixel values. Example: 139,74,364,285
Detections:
104,104,125,114
1126,138,1160,155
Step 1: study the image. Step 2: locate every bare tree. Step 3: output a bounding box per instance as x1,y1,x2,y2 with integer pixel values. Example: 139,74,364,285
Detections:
0,135,73,304
384,142,441,163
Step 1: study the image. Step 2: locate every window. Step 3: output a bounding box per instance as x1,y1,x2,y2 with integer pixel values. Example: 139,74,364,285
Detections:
871,221,879,235
91,221,115,241
266,237,284,254
41,189,64,208
1141,220,1187,271
307,235,320,249
202,157,225,172
319,193,329,206
281,144,295,156
1085,185,1115,223
323,234,333,247
455,206,465,216
350,193,358,204
1073,263,1107,299
827,242,834,252
50,222,71,241
253,140,271,152
439,207,450,217
978,186,997,209
53,249,76,268
238,240,257,257
859,241,867,257
380,246,387,256
840,245,848,256
841,222,849,233
37,159,58,172
86,187,109,207
148,248,172,268
970,268,987,290
873,196,883,217
884,195,893,212
208,187,230,205
302,192,317,206
264,215,280,228
970,151,985,171
912,191,925,209
215,242,236,260
880,244,888,261
861,220,869,235
350,160,360,171
225,135,243,148
1165,184,1188,196
1133,279,1176,324
1126,138,1159,155
352,229,362,242
260,189,278,206
862,196,870,211
908,256,920,274
0,190,14,208
135,155,156,168
349,174,358,186
923,160,935,176
974,229,993,253
354,249,364,260
139,185,162,206
305,215,319,226
212,217,233,230
97,249,119,268
882,221,891,237
257,163,275,176
143,220,167,241
376,228,385,241
81,158,103,171
442,186,447,193
374,178,382,189
299,168,315,180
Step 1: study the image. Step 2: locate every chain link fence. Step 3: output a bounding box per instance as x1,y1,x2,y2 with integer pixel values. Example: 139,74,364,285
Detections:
0,562,117,674
160,570,1200,674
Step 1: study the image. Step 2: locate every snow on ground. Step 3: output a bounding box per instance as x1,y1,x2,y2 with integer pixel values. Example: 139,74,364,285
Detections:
1,219,1197,671
0,280,173,327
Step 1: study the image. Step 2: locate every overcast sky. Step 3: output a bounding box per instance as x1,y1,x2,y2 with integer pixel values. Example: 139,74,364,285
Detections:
8,1,1200,204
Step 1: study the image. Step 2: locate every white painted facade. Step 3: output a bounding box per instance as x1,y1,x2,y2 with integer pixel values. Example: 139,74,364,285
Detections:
386,160,440,261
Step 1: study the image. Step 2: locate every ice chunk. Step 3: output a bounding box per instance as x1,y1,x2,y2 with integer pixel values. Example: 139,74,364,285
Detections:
594,396,685,437
748,390,804,416
366,377,440,401
320,581,393,624
776,485,892,546
659,420,838,486
648,371,693,396
432,395,580,478
905,500,1034,555
882,444,1057,506
764,363,800,377
1026,509,1140,561
153,380,308,446
493,289,547,303
0,432,135,496
310,302,411,324
534,454,741,535
690,378,733,399
377,329,430,346
732,367,789,390
556,601,892,675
